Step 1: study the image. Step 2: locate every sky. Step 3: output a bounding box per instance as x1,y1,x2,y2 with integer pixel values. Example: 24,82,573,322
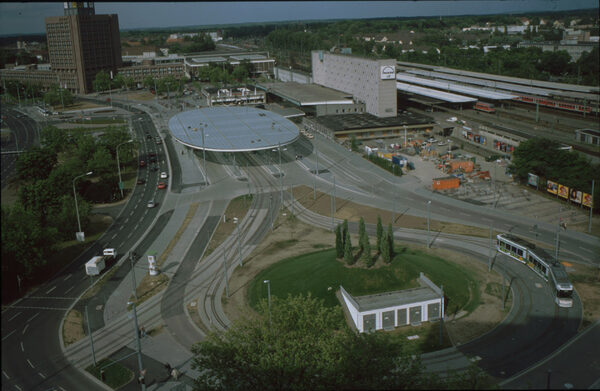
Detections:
0,1,598,36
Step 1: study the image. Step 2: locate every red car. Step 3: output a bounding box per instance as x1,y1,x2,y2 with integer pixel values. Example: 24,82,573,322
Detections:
157,182,166,189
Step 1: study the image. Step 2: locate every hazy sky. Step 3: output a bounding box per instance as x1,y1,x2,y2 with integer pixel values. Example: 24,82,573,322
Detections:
0,1,597,36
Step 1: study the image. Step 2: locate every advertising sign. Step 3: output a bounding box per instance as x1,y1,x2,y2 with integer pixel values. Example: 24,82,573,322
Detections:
380,65,396,80
147,255,158,276
547,180,558,195
558,184,569,199
569,189,582,204
528,173,539,187
582,193,593,208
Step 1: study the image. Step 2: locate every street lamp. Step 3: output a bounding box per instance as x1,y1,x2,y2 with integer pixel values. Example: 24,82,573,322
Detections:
426,200,431,248
73,171,93,241
263,280,272,327
127,301,146,391
117,139,133,199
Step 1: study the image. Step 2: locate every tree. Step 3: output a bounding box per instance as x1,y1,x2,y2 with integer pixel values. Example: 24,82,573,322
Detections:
143,75,155,90
232,65,249,83
335,224,343,258
376,215,383,252
350,135,359,152
92,70,110,92
344,230,354,265
342,219,348,248
16,147,57,181
362,237,373,267
191,294,425,390
112,73,125,89
381,231,391,263
41,125,69,154
387,222,395,259
358,217,366,253
43,85,73,107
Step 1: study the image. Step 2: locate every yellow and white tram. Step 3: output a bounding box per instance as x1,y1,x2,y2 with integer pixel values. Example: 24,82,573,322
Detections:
496,234,573,308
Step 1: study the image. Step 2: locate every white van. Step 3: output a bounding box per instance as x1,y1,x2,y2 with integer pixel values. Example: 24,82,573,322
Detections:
103,248,117,257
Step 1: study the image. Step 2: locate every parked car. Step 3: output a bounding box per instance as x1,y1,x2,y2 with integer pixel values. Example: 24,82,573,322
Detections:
150,156,157,163
139,160,146,168
157,182,166,189
147,200,155,208
151,165,158,171
160,171,168,179
146,134,152,140
155,137,161,145
137,178,145,185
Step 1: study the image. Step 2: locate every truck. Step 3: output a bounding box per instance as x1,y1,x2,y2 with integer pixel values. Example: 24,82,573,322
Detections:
85,248,116,276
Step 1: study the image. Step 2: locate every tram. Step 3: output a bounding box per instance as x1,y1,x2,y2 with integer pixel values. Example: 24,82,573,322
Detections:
496,233,573,308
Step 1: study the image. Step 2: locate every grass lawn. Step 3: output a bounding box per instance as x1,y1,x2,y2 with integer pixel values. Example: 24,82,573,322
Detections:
248,247,479,317
86,358,133,389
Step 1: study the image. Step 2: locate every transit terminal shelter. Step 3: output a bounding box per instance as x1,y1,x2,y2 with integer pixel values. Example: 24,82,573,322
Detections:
167,106,299,152
340,273,444,333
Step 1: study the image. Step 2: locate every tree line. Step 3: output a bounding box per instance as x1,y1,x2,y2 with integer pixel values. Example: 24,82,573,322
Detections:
335,217,395,267
1,124,135,302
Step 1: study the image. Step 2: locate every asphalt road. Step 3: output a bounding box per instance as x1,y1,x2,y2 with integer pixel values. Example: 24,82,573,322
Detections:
1,104,168,390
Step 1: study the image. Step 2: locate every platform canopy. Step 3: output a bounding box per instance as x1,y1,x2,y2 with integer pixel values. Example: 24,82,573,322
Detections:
168,106,300,152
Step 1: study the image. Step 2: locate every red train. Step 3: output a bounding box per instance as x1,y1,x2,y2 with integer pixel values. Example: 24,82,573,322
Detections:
474,101,496,113
513,94,592,114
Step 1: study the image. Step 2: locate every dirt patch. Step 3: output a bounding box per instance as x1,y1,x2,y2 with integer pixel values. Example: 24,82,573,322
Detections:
293,185,492,238
567,264,600,330
122,91,156,101
204,195,253,258
63,309,85,346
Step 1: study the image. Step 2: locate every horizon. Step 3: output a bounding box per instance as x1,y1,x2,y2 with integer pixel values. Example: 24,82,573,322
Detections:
0,1,598,37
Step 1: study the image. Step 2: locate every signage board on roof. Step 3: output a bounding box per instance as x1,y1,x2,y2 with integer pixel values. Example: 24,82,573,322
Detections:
380,65,396,80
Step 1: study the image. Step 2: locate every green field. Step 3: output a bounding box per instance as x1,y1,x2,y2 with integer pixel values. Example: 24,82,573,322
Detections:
248,246,479,316
86,358,133,389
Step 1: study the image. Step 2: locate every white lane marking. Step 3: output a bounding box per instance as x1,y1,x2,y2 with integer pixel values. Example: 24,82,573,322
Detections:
119,225,124,230
63,274,72,281
46,286,56,294
2,370,10,379
130,210,134,216
578,246,595,254
124,217,129,224
26,313,39,323
15,385,22,391
20,342,24,352
134,224,139,230
27,359,34,368
22,324,29,335
1,330,16,341
8,312,21,321
65,286,74,295
59,386,66,391
38,372,46,379
111,233,117,239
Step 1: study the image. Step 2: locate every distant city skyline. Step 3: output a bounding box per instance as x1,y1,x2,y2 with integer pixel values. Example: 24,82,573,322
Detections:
0,1,598,36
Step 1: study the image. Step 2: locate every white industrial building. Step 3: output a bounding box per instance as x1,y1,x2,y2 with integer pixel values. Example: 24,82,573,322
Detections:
311,51,397,118
340,273,443,333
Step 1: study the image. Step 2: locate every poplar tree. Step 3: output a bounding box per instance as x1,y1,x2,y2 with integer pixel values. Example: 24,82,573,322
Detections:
335,224,343,258
358,217,366,253
376,216,383,252
344,230,354,265
387,222,395,259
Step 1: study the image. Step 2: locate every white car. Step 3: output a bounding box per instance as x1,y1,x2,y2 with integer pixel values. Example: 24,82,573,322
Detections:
160,172,168,179
446,117,457,122
147,200,155,208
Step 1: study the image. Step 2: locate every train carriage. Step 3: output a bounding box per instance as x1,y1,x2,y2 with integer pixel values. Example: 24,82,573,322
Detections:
496,234,573,308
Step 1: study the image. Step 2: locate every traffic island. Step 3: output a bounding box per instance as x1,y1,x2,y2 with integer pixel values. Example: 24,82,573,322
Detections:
86,358,133,390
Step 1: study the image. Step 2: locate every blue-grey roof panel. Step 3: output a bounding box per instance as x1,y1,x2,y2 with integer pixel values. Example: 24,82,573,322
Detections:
168,107,299,152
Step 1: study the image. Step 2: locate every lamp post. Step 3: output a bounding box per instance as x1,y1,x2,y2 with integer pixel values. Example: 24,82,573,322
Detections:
127,301,146,391
264,280,272,327
427,200,431,248
201,124,207,185
73,171,93,241
117,139,133,199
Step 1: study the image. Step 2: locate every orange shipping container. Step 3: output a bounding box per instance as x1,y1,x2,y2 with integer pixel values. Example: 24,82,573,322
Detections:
432,177,460,190
449,160,474,173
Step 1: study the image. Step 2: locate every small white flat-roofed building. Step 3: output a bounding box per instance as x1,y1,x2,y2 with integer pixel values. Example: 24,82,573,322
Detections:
340,273,443,333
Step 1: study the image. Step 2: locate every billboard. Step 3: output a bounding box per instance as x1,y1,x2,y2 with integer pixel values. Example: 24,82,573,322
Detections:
528,173,539,187
582,193,593,208
558,184,569,199
569,189,582,204
547,180,558,195
380,65,396,80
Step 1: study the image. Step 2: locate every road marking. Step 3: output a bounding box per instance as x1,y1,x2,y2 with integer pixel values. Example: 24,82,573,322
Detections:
15,385,22,391
46,286,56,294
22,324,29,335
26,313,39,323
8,312,21,321
111,233,117,239
134,224,139,230
2,370,9,379
65,286,73,294
38,372,46,379
59,387,66,391
20,342,24,352
578,246,595,254
124,217,129,224
63,274,72,281
27,359,34,368
130,210,134,216
1,330,16,341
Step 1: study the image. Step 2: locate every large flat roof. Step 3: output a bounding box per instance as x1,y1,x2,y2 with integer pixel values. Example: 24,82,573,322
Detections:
314,112,434,132
257,82,354,106
167,107,299,152
350,286,439,312
396,73,517,100
396,81,477,103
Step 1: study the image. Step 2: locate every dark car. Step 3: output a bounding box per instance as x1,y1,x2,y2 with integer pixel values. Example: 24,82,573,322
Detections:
139,160,146,168
137,178,145,185
149,152,156,157
146,134,152,140
151,165,158,171
150,156,157,163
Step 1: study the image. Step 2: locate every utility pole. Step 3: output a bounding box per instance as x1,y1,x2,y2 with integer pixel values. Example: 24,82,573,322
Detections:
85,305,97,366
439,285,444,346
201,125,207,186
555,206,561,263
264,280,272,327
128,302,145,391
223,248,229,298
488,224,493,272
427,200,431,248
331,175,336,230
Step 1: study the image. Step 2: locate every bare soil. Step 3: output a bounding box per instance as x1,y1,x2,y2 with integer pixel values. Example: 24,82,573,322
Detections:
63,310,85,347
121,91,156,101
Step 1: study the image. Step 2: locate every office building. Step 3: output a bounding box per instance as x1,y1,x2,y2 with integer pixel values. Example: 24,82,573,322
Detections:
45,2,122,93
